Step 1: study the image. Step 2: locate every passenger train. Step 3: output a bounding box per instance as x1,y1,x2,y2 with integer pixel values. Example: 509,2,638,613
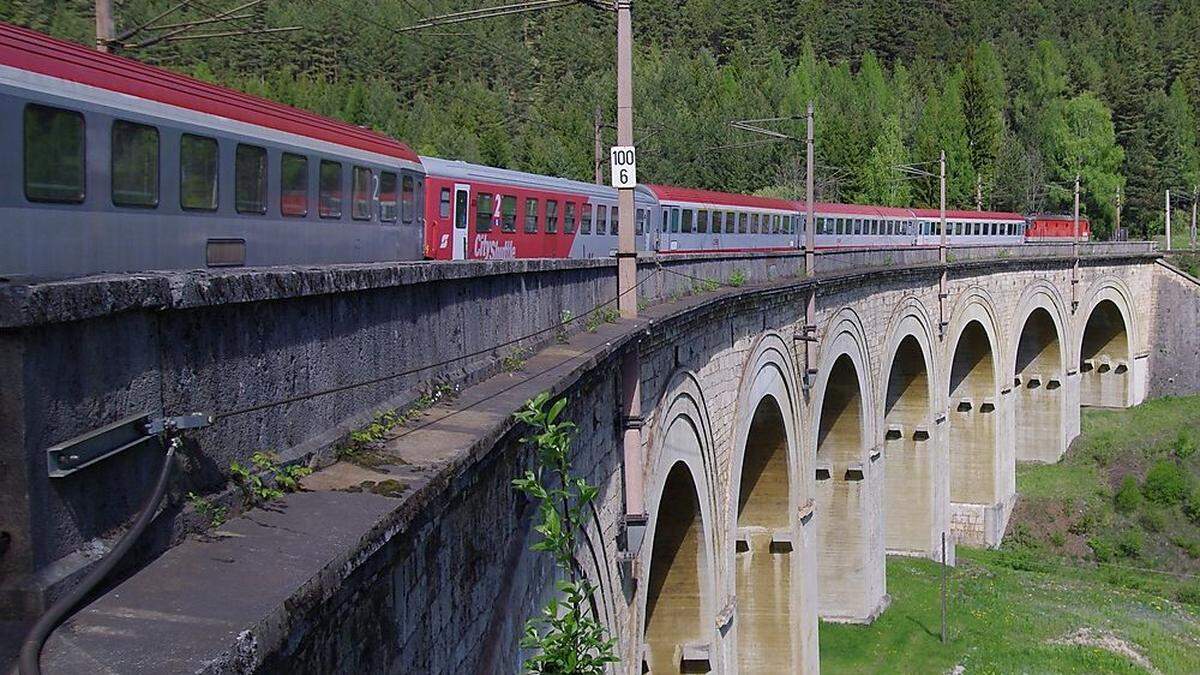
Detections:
0,22,1089,280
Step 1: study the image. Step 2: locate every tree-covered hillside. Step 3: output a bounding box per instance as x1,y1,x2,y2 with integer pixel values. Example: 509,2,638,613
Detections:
5,0,1200,238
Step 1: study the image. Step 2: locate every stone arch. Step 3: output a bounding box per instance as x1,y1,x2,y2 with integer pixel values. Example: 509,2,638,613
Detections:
640,372,721,674
809,312,887,622
878,300,944,559
1009,283,1071,463
1076,279,1140,409
725,333,816,672
943,290,1011,547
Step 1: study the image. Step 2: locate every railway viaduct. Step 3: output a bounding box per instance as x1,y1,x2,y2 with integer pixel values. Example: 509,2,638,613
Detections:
2,243,1197,673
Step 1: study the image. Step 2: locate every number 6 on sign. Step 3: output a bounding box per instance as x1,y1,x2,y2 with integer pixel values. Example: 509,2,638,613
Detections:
610,146,637,189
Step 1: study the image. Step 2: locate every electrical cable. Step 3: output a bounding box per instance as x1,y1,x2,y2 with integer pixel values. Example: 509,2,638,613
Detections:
18,437,180,675
213,262,663,422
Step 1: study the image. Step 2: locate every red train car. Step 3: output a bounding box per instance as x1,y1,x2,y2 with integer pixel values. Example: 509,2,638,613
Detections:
1026,214,1090,241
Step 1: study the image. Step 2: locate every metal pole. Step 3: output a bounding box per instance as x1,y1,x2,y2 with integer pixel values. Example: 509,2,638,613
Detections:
95,0,115,52
1115,185,1122,241
614,0,645,575
805,101,815,273
1073,174,1080,257
1191,185,1197,249
1166,189,1172,252
594,106,604,186
975,174,982,211
941,531,948,644
939,150,947,263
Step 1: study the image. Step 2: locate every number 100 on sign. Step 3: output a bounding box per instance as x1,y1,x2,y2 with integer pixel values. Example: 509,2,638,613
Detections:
610,146,637,189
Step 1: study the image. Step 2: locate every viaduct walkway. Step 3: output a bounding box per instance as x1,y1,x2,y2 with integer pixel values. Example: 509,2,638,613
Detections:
2,241,1197,673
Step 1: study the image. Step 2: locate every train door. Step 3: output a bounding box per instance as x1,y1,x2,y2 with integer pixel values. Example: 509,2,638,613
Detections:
452,183,470,260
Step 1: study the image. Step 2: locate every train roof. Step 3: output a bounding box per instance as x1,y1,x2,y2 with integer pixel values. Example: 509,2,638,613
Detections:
421,156,653,203
911,208,1024,221
806,202,917,218
642,185,796,212
1030,213,1089,221
0,21,420,165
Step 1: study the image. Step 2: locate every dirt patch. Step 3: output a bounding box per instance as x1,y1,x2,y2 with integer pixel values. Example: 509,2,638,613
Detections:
1008,496,1093,559
1049,627,1158,673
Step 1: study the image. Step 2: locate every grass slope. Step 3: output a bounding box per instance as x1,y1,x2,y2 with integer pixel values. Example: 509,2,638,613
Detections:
822,397,1200,673
820,551,1200,674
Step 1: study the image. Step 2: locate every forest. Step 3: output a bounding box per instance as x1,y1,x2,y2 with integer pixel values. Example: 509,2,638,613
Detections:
5,0,1199,239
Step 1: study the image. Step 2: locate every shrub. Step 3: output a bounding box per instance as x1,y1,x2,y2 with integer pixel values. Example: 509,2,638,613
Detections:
1143,460,1191,506
1170,535,1200,559
1049,531,1066,547
1088,536,1116,562
1117,531,1143,558
1177,429,1198,460
1185,489,1200,524
1114,475,1142,513
1178,584,1200,606
1139,508,1166,533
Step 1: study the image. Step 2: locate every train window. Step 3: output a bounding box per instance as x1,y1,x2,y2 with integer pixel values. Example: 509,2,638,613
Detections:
564,200,578,233
772,215,781,234
475,193,494,232
24,104,86,203
501,195,517,232
111,120,158,208
611,206,619,234
747,213,757,234
546,200,558,233
379,172,398,222
280,153,308,217
439,188,451,218
350,166,372,220
723,212,733,234
319,160,342,218
636,208,646,235
524,198,539,233
737,212,747,233
582,205,593,234
401,174,416,223
564,202,577,233
661,210,669,233
235,144,268,214
597,204,608,234
681,209,693,233
697,209,708,234
180,133,218,211
668,208,680,233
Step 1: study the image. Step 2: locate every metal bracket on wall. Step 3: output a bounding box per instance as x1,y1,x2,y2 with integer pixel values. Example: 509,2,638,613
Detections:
46,412,213,478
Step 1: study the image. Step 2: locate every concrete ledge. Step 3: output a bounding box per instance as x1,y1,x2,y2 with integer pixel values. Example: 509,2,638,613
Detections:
820,594,892,626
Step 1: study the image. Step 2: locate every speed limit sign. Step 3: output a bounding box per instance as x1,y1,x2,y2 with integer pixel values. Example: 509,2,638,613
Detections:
610,146,637,188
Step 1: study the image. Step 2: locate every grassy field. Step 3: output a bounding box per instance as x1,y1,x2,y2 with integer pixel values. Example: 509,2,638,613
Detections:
821,397,1200,673
820,550,1200,674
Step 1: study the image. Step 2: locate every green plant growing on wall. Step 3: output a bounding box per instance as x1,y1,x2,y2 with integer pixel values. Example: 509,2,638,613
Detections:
230,451,311,507
187,492,228,528
728,269,747,287
512,393,617,674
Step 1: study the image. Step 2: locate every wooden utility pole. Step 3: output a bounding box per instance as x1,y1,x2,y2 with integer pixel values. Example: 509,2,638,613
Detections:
975,174,982,211
95,0,115,52
594,106,604,185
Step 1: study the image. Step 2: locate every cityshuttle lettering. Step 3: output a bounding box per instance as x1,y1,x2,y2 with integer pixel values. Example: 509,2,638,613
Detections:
473,234,517,259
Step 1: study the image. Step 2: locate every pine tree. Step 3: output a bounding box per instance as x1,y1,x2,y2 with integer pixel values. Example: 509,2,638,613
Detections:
961,42,1006,207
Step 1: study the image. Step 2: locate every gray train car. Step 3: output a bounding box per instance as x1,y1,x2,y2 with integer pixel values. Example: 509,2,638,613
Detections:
0,22,425,281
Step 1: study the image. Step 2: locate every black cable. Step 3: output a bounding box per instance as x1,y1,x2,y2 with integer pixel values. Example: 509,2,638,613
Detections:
19,437,180,675
214,263,662,421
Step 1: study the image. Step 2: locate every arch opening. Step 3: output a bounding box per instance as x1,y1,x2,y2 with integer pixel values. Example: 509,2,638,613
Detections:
1014,308,1065,462
645,462,707,674
1080,299,1130,408
883,335,933,553
815,353,872,618
948,320,997,506
734,395,793,671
